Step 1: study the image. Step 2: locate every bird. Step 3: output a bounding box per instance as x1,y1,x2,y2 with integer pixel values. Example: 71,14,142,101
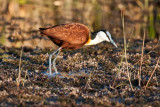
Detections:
39,22,117,77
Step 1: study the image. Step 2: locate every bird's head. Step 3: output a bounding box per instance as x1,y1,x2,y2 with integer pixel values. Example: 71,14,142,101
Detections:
95,30,118,48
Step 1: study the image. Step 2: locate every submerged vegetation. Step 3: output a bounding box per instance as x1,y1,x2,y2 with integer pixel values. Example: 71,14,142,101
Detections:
0,0,160,106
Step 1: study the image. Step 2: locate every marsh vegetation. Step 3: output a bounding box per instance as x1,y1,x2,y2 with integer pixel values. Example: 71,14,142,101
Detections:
0,0,160,106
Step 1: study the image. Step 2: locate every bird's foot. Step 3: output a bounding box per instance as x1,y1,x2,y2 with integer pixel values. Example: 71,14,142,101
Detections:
44,72,62,78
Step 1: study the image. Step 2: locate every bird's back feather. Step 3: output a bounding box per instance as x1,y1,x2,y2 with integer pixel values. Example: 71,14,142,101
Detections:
39,23,90,45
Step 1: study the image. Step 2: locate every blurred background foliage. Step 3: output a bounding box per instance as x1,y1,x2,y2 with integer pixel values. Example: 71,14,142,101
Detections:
0,0,160,48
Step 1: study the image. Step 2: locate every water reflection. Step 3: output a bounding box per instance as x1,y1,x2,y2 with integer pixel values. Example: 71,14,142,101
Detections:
0,0,159,48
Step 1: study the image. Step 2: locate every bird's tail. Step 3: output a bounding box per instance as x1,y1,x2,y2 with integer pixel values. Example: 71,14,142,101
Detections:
39,28,47,31
39,28,47,36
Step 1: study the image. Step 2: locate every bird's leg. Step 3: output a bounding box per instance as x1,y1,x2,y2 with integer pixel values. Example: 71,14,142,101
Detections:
48,47,62,75
52,48,61,74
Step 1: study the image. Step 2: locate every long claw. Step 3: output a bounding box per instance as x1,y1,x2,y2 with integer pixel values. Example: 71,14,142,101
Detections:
44,72,61,78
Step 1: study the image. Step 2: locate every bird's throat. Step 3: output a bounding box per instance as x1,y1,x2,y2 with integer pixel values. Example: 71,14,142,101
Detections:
85,38,97,45
85,35,102,46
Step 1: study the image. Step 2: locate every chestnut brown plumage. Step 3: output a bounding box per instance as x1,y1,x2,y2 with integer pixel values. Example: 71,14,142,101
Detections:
39,22,117,76
40,23,90,49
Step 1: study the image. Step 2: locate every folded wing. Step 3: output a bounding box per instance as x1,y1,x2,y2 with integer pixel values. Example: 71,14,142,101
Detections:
40,23,90,45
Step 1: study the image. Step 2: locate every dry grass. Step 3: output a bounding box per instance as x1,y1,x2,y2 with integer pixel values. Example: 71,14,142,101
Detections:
121,10,133,91
112,28,134,88
16,46,23,87
138,29,146,87
85,71,93,89
145,57,160,89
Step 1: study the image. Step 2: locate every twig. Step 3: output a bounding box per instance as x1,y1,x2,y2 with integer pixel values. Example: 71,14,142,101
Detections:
138,29,146,87
135,0,144,8
85,71,92,89
130,40,159,72
121,10,133,91
145,57,159,89
17,46,23,87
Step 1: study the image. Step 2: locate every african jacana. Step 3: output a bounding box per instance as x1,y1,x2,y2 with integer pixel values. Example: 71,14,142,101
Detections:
40,23,117,76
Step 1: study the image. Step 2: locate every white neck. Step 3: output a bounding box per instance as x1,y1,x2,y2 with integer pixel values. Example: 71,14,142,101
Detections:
85,31,108,45
85,38,101,45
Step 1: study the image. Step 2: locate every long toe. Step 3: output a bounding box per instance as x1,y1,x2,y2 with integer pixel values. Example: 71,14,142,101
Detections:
44,72,62,78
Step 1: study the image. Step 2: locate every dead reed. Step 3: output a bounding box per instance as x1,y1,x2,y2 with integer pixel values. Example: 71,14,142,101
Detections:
121,10,134,91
